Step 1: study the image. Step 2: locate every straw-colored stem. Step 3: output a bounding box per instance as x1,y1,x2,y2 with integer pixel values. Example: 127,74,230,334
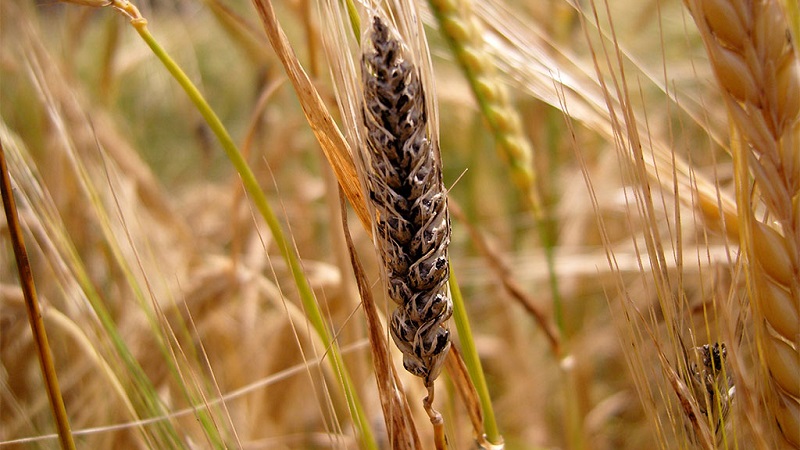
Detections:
98,15,120,104
0,141,76,450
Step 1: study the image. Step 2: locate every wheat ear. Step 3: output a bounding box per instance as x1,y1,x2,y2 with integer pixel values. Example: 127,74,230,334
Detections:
428,0,540,213
360,14,453,390
686,0,800,446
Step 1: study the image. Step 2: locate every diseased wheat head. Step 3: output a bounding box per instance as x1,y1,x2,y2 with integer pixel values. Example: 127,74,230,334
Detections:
685,0,800,446
319,0,452,412
360,14,453,389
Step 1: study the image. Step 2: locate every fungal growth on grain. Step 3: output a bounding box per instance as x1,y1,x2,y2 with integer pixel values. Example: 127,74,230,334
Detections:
360,14,453,389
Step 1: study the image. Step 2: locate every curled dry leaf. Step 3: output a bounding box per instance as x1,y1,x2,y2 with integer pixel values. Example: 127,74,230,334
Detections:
249,0,371,234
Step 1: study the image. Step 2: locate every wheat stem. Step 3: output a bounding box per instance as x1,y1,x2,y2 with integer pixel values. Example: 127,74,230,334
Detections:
448,271,503,445
0,141,76,450
2,123,184,446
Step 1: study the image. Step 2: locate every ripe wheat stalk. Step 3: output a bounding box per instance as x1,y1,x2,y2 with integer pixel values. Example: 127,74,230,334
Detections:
686,0,800,447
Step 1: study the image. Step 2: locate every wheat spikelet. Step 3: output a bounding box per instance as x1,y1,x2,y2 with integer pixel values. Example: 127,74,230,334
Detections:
360,14,453,389
686,0,800,446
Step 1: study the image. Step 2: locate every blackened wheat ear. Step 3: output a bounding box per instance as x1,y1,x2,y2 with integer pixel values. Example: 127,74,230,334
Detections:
361,15,452,388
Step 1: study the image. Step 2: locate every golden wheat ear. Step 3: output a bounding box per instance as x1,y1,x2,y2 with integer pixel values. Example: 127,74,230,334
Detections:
685,0,800,447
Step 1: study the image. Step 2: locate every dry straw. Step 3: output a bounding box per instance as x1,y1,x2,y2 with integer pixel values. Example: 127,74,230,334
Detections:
686,0,800,446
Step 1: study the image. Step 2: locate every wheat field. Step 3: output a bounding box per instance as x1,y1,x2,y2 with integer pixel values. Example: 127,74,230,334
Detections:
1,0,798,449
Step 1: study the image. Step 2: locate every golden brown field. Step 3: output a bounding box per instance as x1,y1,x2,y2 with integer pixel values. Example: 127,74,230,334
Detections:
1,0,798,449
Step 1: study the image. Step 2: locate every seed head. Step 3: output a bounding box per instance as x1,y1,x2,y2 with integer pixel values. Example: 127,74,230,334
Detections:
361,15,452,386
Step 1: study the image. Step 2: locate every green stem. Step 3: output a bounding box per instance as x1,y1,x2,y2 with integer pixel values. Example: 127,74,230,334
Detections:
129,19,376,450
448,270,502,445
0,142,76,450
540,212,564,334
344,0,361,44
